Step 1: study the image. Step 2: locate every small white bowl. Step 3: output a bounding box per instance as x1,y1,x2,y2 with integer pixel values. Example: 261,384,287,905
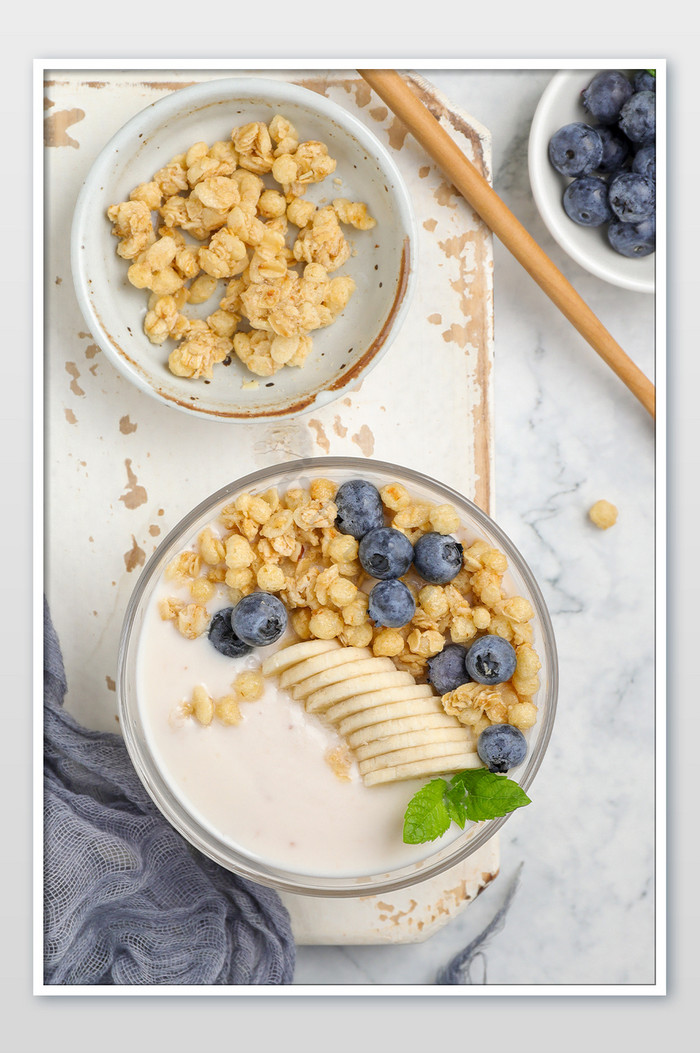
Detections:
528,69,655,294
71,77,416,421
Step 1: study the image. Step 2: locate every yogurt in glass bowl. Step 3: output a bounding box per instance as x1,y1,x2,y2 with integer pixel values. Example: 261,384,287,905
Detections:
118,458,558,897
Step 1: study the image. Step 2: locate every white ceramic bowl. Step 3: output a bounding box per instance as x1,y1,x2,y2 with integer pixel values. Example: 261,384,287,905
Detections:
528,69,655,294
71,77,416,421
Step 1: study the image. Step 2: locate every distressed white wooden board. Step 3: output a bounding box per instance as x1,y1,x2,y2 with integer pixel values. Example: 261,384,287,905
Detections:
281,835,499,946
43,68,496,946
44,68,493,732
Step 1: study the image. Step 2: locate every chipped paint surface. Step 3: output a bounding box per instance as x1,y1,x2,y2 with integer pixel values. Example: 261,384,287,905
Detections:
307,418,330,453
119,415,137,434
119,459,147,510
45,106,85,148
65,362,84,397
124,535,146,571
351,424,375,457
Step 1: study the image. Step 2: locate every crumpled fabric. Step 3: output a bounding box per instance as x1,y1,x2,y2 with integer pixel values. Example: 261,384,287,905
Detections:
43,598,296,985
436,862,523,984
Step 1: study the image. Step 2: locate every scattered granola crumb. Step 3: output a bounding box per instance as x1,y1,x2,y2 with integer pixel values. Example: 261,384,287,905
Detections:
191,685,214,726
588,499,618,530
234,668,264,702
325,744,353,781
215,695,243,726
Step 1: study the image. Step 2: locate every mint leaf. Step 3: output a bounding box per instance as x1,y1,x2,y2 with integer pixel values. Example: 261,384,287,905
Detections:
402,778,450,844
443,780,469,828
451,768,531,822
646,68,656,76
402,769,532,844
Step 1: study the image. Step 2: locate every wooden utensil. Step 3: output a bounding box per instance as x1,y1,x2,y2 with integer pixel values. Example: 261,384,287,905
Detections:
358,69,656,419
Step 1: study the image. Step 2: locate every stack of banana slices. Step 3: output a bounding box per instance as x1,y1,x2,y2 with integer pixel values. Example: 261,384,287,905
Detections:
261,639,480,787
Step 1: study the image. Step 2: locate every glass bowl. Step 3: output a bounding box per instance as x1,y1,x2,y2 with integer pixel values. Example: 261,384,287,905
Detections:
118,457,558,897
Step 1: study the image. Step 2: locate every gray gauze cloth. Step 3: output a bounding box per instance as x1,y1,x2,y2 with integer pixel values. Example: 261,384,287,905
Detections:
43,599,296,985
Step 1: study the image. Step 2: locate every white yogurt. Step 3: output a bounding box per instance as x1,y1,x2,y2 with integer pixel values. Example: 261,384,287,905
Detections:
136,586,464,879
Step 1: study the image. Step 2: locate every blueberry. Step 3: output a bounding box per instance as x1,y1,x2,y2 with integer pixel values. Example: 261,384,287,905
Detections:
358,527,414,580
465,635,517,685
607,214,655,257
477,724,528,774
632,144,656,181
427,644,471,695
208,607,253,658
548,123,603,177
368,579,415,628
608,171,655,223
618,90,655,144
334,479,384,539
413,531,464,585
594,124,630,174
633,70,656,93
581,70,633,125
562,176,613,227
231,592,288,647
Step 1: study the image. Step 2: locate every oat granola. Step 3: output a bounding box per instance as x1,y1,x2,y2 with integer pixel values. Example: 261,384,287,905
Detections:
588,499,618,529
107,115,376,382
163,477,541,750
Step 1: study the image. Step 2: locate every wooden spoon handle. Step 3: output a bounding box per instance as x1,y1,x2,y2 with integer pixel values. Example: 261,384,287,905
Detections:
358,69,656,419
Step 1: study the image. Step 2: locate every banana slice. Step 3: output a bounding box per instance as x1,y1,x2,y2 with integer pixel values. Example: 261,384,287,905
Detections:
305,671,417,713
338,697,454,738
363,751,483,786
291,657,397,700
359,738,476,776
263,636,480,791
354,726,474,762
279,646,372,689
323,684,434,724
261,639,340,677
346,712,466,749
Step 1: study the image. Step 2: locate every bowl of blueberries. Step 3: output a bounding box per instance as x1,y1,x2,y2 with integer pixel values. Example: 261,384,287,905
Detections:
528,68,656,293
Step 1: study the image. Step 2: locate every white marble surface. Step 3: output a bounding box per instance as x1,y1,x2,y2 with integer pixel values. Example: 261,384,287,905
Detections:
292,69,656,986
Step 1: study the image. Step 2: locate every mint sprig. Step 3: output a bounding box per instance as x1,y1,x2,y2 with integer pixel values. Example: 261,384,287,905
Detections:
402,768,531,844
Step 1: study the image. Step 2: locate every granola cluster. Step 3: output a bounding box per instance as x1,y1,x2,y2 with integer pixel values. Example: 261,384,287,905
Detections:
588,499,618,529
159,477,542,742
107,115,375,381
177,669,265,728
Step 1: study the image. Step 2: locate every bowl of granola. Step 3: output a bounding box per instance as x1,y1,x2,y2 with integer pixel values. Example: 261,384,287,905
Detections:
71,77,416,421
118,458,558,896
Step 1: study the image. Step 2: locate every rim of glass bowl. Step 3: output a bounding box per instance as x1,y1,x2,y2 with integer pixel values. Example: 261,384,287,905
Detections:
118,457,558,898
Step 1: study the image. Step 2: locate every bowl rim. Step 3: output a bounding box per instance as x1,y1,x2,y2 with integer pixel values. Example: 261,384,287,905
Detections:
528,69,655,294
70,75,417,422
117,456,559,898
